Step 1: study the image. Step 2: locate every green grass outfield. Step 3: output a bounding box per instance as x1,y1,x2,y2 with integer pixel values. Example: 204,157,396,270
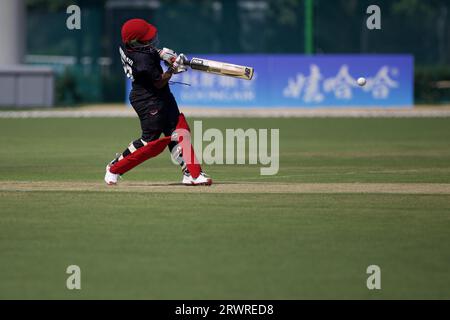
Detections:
0,117,449,299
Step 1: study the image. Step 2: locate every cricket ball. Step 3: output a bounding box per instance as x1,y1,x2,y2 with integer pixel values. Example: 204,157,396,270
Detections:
357,77,367,86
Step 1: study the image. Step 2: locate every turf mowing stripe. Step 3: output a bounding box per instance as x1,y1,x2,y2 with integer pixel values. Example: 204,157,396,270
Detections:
1,181,450,194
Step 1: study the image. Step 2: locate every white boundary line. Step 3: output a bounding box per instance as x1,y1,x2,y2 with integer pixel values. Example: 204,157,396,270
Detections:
1,107,450,118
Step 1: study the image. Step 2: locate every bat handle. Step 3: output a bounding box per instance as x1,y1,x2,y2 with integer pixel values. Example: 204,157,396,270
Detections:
179,54,190,66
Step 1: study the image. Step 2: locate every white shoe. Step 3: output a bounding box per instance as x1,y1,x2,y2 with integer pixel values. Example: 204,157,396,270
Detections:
104,164,120,185
182,171,212,186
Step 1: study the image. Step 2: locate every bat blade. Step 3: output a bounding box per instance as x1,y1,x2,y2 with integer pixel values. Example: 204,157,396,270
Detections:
187,57,254,80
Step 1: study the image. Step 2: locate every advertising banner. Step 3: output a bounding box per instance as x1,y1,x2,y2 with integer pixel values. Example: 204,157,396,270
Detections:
126,55,414,108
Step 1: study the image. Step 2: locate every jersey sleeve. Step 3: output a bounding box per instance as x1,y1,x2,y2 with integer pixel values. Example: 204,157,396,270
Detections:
136,53,162,82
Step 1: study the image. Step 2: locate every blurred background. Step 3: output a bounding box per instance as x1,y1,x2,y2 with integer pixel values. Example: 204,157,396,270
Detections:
0,0,449,106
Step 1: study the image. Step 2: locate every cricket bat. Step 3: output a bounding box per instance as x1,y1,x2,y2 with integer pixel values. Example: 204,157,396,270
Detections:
183,57,254,80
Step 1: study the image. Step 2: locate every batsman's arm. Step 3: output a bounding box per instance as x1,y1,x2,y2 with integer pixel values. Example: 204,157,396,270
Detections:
154,54,188,88
153,70,173,89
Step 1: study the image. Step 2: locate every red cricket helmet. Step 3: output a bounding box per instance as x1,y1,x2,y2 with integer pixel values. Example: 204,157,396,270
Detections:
121,18,158,44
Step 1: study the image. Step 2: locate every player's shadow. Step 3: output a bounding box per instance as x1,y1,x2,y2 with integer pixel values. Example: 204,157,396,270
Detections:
126,182,234,187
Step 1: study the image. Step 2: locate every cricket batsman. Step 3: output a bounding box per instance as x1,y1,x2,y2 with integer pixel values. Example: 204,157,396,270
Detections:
104,18,212,186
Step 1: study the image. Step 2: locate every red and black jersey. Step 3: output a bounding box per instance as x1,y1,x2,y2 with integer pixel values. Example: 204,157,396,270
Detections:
119,44,172,107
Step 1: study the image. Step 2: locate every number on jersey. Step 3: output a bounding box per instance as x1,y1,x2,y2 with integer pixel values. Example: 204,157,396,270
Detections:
119,47,134,82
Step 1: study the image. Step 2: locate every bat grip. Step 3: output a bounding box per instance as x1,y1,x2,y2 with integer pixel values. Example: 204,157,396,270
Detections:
181,58,191,67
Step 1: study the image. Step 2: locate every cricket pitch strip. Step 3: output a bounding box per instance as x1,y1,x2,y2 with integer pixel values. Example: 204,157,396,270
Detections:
1,181,450,194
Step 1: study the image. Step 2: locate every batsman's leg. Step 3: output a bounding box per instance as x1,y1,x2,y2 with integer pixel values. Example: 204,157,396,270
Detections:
163,100,187,173
171,113,212,185
105,105,167,184
109,136,170,172
162,97,212,185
